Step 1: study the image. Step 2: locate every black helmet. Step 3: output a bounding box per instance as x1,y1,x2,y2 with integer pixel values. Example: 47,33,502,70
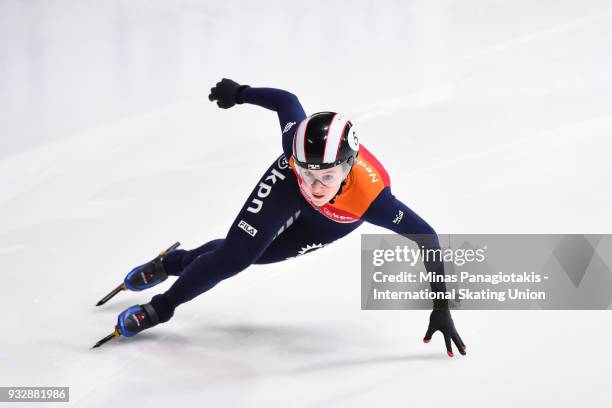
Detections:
292,112,359,170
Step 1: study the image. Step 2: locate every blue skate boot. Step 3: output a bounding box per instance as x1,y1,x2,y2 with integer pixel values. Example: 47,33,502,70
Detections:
124,254,169,291
95,242,180,306
116,303,160,337
92,294,174,348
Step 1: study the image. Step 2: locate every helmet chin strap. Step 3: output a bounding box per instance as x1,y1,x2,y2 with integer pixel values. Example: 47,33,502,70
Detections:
328,158,356,204
328,174,351,205
327,182,344,204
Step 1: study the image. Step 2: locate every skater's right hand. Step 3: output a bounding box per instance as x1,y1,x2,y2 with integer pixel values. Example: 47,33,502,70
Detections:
208,78,249,109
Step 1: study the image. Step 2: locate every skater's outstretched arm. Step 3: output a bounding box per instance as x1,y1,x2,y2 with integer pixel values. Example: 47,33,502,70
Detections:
237,87,305,122
238,86,307,157
362,187,447,307
362,187,467,357
208,78,307,157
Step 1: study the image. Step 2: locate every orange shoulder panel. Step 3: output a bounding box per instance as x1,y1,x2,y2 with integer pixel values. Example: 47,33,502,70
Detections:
331,145,390,218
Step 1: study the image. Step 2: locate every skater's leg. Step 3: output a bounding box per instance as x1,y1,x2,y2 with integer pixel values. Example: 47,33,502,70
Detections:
150,154,303,322
162,239,224,276
165,204,363,279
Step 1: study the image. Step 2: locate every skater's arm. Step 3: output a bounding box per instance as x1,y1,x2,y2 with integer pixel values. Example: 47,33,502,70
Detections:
208,78,306,158
363,187,467,357
362,187,448,310
237,87,307,157
237,87,306,121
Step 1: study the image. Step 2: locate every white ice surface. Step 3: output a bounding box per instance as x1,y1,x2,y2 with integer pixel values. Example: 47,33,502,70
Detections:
1,1,612,407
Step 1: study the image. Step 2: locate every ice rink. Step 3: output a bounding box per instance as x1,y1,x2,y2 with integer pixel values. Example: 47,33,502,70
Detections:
1,0,612,406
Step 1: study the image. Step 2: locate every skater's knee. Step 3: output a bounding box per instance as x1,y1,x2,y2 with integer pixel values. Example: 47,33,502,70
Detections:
215,244,257,276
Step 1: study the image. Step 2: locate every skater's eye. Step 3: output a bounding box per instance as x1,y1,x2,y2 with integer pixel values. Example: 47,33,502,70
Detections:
322,174,335,183
301,171,314,181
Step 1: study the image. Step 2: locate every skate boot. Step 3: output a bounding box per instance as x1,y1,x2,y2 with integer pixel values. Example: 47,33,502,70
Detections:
96,242,180,307
124,256,169,291
117,303,160,337
92,294,174,348
124,242,181,291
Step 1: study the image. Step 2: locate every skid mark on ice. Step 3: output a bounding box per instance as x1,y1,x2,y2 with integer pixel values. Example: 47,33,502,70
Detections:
393,114,611,180
351,88,453,122
457,10,612,63
351,10,612,125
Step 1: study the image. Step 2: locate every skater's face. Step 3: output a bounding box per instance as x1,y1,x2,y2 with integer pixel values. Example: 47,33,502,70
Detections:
297,165,347,206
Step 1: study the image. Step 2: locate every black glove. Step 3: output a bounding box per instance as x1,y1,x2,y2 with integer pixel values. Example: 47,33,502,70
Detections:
208,78,249,109
423,309,467,357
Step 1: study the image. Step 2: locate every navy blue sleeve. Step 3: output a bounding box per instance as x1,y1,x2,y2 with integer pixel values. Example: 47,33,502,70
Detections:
237,87,307,158
362,187,448,309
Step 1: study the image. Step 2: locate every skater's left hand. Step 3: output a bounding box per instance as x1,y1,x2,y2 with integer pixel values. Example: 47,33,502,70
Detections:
423,309,467,357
